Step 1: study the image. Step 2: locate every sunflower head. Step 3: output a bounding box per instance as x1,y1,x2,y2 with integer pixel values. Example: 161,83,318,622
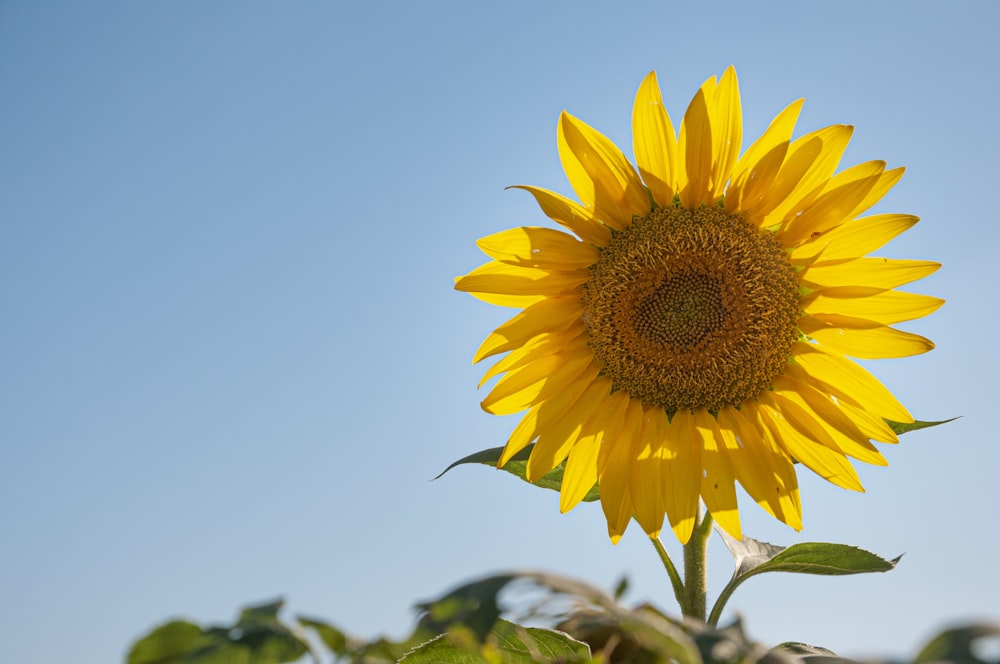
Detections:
456,68,941,544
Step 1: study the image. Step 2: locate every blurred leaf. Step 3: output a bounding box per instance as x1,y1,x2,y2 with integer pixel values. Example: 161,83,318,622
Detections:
416,574,512,642
229,598,309,664
886,417,957,435
127,620,210,664
436,445,600,502
400,619,591,663
689,617,775,663
126,599,309,664
772,642,837,655
298,616,349,655
914,623,1000,663
612,576,629,602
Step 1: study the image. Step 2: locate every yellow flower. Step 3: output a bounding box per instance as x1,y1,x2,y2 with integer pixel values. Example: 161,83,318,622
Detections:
455,68,941,544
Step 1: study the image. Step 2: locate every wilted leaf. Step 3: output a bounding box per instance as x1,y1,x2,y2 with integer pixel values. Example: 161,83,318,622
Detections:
436,445,600,502
719,532,787,578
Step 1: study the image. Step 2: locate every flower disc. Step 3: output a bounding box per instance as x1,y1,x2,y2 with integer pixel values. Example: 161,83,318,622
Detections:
583,205,800,413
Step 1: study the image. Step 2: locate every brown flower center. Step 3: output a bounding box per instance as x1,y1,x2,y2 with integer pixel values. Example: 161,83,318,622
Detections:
582,204,800,413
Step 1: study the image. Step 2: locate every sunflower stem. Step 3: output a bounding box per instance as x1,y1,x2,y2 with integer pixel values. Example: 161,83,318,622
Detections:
681,510,714,622
649,536,686,613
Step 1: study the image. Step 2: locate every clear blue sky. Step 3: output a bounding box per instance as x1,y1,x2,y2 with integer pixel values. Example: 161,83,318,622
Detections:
2,2,996,662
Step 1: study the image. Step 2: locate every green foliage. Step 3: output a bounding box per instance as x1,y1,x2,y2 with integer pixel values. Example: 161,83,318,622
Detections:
126,599,308,664
127,580,998,664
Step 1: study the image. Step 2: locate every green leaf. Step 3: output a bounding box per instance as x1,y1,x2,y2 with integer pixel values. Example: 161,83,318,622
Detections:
752,541,899,576
400,619,592,663
721,534,898,578
435,445,600,502
710,534,899,627
914,623,1000,663
886,417,957,434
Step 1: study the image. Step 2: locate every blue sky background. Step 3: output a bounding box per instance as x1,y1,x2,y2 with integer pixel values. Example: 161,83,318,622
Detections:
2,2,997,662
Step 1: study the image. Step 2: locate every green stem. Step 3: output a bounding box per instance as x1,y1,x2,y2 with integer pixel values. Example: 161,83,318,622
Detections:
649,536,686,614
707,573,741,628
681,510,713,622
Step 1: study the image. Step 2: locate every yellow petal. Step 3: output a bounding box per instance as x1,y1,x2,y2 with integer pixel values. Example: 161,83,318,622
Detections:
839,400,899,444
473,295,584,363
799,258,941,291
694,409,742,540
476,227,599,269
557,111,650,229
777,161,885,246
630,406,667,538
528,377,612,481
478,329,585,387
726,98,803,216
455,260,589,297
709,66,743,199
846,166,904,221
800,314,935,359
481,351,595,415
498,368,599,466
773,375,887,466
559,377,617,512
726,141,789,219
560,425,602,513
752,125,854,226
632,71,678,207
600,398,644,542
791,341,912,423
456,280,543,307
758,395,864,492
662,409,702,544
801,287,944,325
729,402,803,529
790,213,919,263
677,77,715,208
509,185,613,246
596,390,632,475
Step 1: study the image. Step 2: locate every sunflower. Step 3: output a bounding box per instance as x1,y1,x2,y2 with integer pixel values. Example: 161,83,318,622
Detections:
455,68,941,544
